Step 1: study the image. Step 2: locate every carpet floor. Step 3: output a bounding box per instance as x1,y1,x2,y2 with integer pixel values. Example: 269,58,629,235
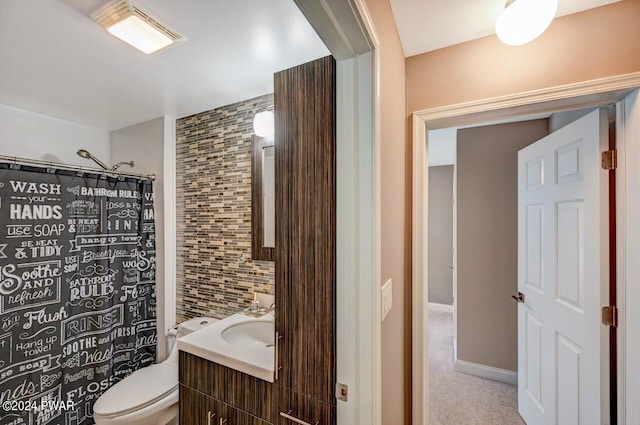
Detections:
428,310,526,425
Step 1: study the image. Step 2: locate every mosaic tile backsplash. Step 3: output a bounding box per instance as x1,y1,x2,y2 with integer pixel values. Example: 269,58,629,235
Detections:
176,93,275,322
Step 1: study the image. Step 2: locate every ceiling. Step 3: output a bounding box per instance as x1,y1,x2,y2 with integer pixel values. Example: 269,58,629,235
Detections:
389,0,622,57
0,0,329,131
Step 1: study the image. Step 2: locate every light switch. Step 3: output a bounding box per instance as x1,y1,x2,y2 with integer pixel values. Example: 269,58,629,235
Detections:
381,279,392,321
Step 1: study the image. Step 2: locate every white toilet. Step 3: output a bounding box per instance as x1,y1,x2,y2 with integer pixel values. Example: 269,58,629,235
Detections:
93,316,218,425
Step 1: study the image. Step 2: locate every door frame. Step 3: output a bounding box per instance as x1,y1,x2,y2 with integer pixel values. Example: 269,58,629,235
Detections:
411,72,640,425
619,88,640,425
294,1,382,424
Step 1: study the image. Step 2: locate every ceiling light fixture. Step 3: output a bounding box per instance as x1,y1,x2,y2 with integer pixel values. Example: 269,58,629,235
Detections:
253,111,275,139
92,0,185,54
496,0,558,46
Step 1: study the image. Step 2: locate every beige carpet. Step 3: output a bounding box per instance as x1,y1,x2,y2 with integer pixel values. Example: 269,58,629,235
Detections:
428,310,526,425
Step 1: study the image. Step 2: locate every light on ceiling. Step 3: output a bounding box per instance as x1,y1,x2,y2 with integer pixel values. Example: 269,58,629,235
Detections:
92,0,185,54
496,0,558,46
253,111,275,139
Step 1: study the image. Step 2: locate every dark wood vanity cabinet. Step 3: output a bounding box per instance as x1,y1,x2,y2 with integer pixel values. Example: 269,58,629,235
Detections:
180,385,270,425
179,352,274,425
273,386,336,425
274,56,337,424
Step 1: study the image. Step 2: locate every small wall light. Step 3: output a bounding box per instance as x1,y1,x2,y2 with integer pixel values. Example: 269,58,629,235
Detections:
92,0,185,54
253,111,275,139
496,0,558,46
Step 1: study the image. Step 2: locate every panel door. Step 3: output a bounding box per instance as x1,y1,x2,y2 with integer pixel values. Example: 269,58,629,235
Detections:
517,109,609,424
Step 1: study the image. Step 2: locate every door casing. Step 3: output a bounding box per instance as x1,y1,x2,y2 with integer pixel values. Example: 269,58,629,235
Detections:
412,73,640,425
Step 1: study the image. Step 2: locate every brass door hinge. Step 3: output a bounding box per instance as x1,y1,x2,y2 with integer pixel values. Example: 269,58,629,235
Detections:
602,150,618,170
602,306,618,327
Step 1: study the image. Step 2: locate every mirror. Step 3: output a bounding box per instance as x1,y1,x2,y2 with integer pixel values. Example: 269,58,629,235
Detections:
251,135,275,260
262,145,275,247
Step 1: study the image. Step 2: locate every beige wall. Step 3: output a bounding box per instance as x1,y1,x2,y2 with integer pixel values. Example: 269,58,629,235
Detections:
428,165,454,305
363,0,410,423
549,107,595,132
456,120,548,371
406,0,640,113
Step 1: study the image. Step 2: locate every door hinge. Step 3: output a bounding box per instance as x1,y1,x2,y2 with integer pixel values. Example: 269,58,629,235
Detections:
335,382,348,402
601,150,618,170
602,306,618,327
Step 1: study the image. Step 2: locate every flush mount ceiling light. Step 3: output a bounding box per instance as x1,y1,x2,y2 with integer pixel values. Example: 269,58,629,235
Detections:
496,0,558,46
92,0,185,54
253,111,275,139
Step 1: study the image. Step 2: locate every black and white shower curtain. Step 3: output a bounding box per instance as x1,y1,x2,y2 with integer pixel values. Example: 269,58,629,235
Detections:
0,163,157,425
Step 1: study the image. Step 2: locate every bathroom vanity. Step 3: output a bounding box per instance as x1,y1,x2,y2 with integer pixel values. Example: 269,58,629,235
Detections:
179,351,273,424
178,309,334,424
178,312,275,423
179,55,337,425
179,350,334,425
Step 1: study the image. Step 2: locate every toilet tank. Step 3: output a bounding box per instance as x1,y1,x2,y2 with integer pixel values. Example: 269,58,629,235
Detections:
165,316,217,366
177,316,217,338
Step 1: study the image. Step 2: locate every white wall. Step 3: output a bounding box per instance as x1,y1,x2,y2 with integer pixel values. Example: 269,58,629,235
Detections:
0,104,110,165
110,117,172,362
428,128,456,166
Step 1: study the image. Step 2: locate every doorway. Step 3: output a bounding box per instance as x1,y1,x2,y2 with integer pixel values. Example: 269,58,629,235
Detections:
413,77,640,425
427,114,568,424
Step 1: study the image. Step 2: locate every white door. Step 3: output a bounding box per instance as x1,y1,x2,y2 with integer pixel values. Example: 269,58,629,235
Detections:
517,109,609,424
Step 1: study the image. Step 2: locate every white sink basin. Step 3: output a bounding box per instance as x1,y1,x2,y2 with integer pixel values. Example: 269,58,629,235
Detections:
178,313,276,382
221,320,274,348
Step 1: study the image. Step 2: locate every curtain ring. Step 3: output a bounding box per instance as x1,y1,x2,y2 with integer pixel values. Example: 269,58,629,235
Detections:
10,157,21,170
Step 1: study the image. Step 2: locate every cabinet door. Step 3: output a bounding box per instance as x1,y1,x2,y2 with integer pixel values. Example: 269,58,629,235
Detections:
274,56,337,406
180,352,274,422
180,384,216,425
274,386,336,425
181,385,271,425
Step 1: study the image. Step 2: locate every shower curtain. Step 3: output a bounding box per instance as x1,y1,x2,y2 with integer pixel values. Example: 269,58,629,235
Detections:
0,163,157,425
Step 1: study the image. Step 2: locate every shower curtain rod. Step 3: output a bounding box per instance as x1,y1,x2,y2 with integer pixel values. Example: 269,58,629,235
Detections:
0,154,156,181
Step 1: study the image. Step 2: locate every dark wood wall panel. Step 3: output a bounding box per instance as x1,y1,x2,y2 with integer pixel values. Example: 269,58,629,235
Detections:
273,387,336,425
180,351,274,422
274,56,337,406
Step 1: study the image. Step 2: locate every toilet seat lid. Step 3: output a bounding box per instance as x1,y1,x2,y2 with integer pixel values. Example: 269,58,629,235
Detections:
93,363,178,417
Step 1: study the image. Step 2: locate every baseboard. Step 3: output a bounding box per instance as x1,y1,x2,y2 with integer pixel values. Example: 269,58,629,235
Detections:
454,359,518,386
428,302,454,313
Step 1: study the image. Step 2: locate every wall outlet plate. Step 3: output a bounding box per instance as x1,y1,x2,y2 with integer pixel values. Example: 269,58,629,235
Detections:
381,279,392,321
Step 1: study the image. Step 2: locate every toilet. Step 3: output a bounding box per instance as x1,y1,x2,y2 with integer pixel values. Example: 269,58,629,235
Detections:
93,316,218,425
